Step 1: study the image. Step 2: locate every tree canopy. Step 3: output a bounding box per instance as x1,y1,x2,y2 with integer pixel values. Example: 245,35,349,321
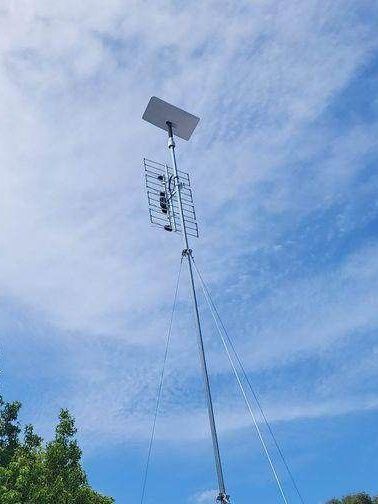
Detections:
0,396,114,503
327,493,378,504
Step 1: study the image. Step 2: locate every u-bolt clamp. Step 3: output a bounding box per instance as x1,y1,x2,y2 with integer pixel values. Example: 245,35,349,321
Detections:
182,248,193,258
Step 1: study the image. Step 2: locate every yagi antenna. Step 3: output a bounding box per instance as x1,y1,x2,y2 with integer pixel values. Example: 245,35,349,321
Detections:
142,97,230,504
143,158,199,237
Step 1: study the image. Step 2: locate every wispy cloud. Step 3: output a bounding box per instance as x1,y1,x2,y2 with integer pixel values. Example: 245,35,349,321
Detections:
190,488,218,504
0,0,377,450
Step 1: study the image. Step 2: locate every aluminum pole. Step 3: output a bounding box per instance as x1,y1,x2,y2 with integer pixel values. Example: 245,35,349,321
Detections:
166,122,229,504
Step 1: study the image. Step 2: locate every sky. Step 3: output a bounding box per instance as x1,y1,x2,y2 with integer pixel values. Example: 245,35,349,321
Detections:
1,0,378,503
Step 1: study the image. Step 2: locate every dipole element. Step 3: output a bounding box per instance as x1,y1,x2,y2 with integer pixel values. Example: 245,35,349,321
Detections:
166,121,229,504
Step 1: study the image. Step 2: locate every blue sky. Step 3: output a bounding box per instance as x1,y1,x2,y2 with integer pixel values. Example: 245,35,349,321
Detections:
1,0,378,503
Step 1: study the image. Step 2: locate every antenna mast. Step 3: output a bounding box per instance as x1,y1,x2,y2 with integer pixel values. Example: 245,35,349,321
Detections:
142,97,230,504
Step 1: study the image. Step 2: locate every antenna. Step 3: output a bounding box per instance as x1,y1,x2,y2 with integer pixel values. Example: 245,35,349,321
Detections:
144,157,198,237
142,97,230,504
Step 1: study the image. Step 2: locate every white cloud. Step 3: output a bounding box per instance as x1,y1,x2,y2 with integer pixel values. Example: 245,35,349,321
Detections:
190,488,218,504
0,0,377,445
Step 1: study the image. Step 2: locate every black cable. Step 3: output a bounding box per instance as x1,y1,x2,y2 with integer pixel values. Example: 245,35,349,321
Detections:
139,257,183,504
191,256,305,504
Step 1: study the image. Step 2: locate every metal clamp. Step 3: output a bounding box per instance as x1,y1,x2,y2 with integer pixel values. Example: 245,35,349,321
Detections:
217,493,230,504
182,248,193,258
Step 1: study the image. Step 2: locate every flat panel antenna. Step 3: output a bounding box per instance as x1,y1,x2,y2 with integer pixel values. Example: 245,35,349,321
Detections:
143,96,200,140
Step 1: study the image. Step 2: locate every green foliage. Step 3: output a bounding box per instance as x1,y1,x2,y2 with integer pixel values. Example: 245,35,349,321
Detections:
0,396,22,468
327,493,378,504
0,396,114,503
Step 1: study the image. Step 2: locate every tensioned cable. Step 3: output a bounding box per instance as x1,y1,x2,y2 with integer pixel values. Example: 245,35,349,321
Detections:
191,257,289,504
139,257,183,504
191,259,305,504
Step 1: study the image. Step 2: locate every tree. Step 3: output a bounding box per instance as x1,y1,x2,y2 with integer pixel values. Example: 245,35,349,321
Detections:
0,396,114,503
0,396,22,467
343,494,373,504
327,493,378,504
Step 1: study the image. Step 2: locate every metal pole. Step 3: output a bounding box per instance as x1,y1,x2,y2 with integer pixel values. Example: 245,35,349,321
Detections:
166,122,229,504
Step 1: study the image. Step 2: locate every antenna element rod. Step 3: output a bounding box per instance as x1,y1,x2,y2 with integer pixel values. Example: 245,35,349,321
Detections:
166,122,229,504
